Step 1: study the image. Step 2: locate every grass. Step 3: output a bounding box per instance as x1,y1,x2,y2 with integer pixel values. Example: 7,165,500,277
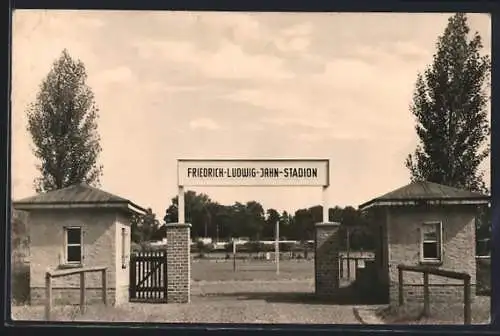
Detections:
10,252,489,324
192,259,314,282
375,296,491,325
11,280,361,324
373,260,491,325
11,259,361,324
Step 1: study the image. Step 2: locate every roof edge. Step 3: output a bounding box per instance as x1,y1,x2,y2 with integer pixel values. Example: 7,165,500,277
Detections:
127,202,148,216
13,199,130,205
13,201,148,215
359,197,490,211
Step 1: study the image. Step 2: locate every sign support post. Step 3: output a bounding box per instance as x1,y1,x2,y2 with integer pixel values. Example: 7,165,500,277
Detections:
322,185,329,223
178,185,185,224
175,159,330,303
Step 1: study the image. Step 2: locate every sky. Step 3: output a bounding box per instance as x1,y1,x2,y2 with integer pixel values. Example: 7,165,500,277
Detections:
11,11,491,219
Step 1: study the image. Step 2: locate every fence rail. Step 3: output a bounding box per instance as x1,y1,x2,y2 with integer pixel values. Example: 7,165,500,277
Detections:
45,266,108,321
397,264,471,325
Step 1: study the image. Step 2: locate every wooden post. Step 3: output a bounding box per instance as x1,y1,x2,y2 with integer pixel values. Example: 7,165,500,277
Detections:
233,240,236,272
423,272,430,317
80,272,86,314
346,229,351,281
44,273,52,321
347,258,351,281
339,255,344,278
398,266,404,306
102,269,108,305
464,276,471,325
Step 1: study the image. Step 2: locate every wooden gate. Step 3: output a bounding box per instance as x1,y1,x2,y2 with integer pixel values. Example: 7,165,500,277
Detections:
129,251,168,302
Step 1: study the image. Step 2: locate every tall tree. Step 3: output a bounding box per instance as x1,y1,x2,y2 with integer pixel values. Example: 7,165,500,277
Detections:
27,49,103,192
163,190,213,238
130,208,160,243
244,201,265,240
263,208,280,239
405,13,490,193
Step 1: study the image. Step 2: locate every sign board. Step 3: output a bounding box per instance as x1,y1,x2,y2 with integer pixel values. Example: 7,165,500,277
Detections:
178,159,329,187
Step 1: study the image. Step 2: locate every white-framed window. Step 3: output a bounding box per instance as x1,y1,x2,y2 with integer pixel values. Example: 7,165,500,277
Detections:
121,227,127,269
65,226,83,264
420,221,443,264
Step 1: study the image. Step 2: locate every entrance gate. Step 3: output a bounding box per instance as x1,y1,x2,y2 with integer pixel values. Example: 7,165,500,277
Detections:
165,159,333,304
129,251,168,302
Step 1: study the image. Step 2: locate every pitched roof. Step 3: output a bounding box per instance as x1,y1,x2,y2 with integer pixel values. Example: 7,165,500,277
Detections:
359,181,489,210
13,183,147,215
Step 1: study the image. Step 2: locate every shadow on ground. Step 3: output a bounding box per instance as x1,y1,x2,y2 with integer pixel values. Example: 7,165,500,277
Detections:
196,284,387,306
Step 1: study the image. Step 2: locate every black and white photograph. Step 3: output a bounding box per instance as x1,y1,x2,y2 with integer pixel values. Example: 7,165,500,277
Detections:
10,10,491,325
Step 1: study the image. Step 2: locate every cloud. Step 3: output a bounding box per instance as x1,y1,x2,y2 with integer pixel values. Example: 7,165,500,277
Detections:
189,118,221,130
347,42,431,67
197,12,265,43
260,116,331,129
281,22,314,37
225,88,308,115
274,22,314,53
92,66,134,87
223,51,418,141
275,36,311,53
133,38,293,81
197,13,314,54
130,13,316,81
297,132,368,143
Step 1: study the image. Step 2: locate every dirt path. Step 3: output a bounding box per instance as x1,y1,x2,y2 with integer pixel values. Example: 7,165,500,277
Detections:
12,280,361,324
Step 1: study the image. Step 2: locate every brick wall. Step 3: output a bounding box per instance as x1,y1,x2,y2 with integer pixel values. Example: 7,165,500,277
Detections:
165,223,191,303
314,222,340,297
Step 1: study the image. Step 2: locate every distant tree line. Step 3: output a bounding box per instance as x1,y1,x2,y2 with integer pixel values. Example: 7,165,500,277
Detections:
130,190,375,251
131,188,490,253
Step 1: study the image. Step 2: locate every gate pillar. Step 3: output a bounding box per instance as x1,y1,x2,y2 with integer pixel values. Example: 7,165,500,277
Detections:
165,223,191,303
314,222,341,297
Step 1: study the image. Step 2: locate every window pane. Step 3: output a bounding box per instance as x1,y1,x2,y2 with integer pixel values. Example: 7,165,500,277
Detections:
67,228,81,245
422,223,438,232
67,245,81,263
423,242,439,259
423,231,438,241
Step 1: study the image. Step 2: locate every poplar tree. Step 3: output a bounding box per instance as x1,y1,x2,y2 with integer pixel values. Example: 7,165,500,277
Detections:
27,49,103,192
405,13,490,193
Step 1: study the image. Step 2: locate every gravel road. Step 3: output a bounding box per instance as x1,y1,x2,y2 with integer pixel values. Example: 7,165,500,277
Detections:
12,280,361,324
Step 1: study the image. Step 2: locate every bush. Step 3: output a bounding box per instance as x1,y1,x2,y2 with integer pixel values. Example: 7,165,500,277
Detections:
477,258,491,295
224,242,234,253
196,241,213,257
241,241,267,254
131,242,142,253
11,261,30,305
280,242,298,252
11,209,30,305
